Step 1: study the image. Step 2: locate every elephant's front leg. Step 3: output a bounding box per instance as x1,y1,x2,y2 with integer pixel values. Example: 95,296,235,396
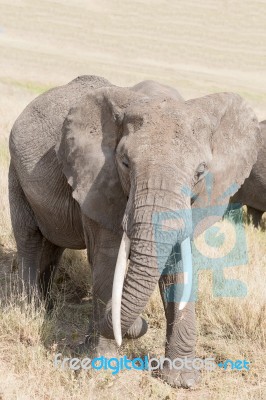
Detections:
159,274,201,388
83,225,120,357
83,223,147,357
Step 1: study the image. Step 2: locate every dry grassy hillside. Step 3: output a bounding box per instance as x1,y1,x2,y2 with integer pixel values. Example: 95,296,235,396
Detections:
0,1,265,399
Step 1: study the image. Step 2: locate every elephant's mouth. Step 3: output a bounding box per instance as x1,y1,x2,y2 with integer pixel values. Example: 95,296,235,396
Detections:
111,232,193,346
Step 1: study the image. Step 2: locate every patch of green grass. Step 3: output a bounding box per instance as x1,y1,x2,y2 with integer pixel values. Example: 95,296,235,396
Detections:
238,90,266,103
0,141,10,166
0,77,53,94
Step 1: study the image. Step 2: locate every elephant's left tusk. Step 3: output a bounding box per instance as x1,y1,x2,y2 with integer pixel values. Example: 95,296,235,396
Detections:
112,232,131,346
179,237,193,310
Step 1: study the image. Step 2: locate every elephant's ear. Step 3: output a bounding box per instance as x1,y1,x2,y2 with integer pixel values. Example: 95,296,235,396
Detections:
55,87,138,233
189,92,261,237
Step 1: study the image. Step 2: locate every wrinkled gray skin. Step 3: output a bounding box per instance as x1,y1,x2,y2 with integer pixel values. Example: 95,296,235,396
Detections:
231,120,266,227
9,76,260,389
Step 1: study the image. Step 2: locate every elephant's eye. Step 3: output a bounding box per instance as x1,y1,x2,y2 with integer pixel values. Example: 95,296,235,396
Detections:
121,157,129,168
122,160,129,168
194,162,207,181
116,151,130,169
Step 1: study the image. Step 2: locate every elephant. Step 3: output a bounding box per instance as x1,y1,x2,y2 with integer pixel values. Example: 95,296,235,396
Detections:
8,75,261,388
132,80,184,101
231,120,266,227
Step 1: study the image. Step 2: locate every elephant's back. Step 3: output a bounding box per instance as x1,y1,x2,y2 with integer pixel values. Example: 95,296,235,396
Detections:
251,121,266,190
259,120,266,147
10,75,112,172
9,75,112,189
132,80,184,102
232,120,266,212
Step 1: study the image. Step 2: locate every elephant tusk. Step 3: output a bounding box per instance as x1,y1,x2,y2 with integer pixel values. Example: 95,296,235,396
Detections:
112,232,131,346
179,237,193,311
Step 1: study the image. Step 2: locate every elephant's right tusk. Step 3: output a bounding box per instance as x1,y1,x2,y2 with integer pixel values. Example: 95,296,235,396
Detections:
112,232,131,346
179,237,193,311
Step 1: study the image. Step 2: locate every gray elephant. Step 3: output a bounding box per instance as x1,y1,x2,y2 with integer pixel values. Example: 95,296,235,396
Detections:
231,120,266,227
8,75,260,389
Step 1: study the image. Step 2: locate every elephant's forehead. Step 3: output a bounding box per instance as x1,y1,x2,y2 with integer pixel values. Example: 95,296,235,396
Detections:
125,127,206,172
130,99,210,136
124,115,212,174
126,110,211,145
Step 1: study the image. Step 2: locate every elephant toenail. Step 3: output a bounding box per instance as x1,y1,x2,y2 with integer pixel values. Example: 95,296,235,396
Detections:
184,379,195,388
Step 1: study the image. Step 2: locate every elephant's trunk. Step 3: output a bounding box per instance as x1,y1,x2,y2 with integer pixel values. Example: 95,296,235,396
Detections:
100,180,193,344
112,233,192,346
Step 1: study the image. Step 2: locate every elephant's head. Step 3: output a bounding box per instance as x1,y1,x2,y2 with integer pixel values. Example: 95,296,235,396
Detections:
56,85,260,345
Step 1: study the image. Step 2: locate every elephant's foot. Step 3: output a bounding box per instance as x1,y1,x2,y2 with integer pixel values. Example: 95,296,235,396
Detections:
160,361,201,389
75,333,118,358
87,334,118,358
75,316,148,357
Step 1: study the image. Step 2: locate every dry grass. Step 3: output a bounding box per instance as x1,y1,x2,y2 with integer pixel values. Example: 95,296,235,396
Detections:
0,1,266,399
